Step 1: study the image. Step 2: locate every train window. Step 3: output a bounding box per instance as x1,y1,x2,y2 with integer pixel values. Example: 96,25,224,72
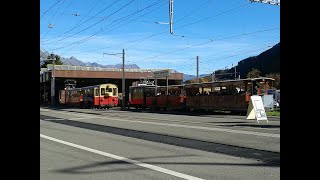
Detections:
101,88,105,95
107,88,113,92
113,88,117,96
95,89,99,96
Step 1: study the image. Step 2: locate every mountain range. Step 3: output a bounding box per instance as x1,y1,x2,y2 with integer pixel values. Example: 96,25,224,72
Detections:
183,74,209,82
185,42,280,82
40,50,140,69
41,42,280,82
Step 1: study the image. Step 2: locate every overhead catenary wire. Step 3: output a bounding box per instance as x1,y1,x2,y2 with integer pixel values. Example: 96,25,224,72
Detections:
42,0,116,43
131,27,279,64
43,0,131,44
40,0,63,20
159,42,277,74
54,0,167,53
70,0,249,55
40,0,278,76
41,0,67,40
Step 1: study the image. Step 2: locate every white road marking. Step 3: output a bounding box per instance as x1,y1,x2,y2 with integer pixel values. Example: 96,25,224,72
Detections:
40,134,205,180
68,117,88,120
41,118,65,121
44,110,280,138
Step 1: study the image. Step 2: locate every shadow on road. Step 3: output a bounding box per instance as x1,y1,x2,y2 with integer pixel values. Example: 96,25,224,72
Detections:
41,117,280,167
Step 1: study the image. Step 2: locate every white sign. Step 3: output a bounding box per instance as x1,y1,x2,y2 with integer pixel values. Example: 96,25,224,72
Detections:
153,69,171,78
246,95,268,123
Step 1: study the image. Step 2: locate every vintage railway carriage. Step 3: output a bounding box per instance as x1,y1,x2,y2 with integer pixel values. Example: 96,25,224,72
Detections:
128,85,155,109
59,83,118,109
129,84,186,110
145,85,186,110
184,77,274,113
128,77,274,113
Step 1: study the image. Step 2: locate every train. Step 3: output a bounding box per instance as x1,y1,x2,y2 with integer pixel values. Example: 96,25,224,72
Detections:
59,83,119,109
128,77,275,114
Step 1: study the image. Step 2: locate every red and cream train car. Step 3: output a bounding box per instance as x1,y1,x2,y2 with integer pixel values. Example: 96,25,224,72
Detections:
59,83,118,109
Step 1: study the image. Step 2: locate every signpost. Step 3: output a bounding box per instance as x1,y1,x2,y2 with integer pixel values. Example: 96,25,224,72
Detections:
246,95,268,123
153,69,171,96
153,69,171,78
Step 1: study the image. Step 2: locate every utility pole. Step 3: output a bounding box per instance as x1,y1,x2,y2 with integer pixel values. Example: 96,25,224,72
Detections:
196,56,199,83
169,0,174,34
212,71,215,82
103,49,126,110
166,76,169,95
248,0,280,6
122,49,125,110
155,78,157,96
234,65,237,80
47,54,56,107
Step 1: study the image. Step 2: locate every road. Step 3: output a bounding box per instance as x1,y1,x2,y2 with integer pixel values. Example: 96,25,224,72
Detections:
40,107,280,180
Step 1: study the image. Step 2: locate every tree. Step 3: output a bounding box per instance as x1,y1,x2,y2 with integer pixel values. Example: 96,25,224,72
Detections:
40,54,63,69
247,68,261,78
199,77,209,83
185,79,199,84
54,55,63,65
266,73,280,89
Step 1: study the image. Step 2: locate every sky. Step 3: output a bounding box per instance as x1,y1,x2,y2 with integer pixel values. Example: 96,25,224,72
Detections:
40,0,280,75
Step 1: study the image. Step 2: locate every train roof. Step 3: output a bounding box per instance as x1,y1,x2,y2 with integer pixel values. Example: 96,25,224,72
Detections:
129,77,275,89
185,77,275,88
66,83,117,90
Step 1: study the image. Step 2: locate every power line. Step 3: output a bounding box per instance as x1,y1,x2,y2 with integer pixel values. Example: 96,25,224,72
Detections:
174,2,251,31
51,0,250,56
85,1,252,54
51,0,166,52
197,44,274,72
132,27,279,64
170,43,276,74
194,37,280,62
129,40,275,73
59,1,167,55
40,0,63,20
43,0,127,44
174,0,211,24
123,0,213,50
41,0,67,40
60,1,167,56
42,0,108,44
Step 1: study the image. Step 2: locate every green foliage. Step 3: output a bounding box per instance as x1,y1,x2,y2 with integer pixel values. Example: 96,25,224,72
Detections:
185,76,211,84
267,109,280,117
199,77,210,83
266,73,280,89
54,55,63,65
247,68,261,78
185,79,198,84
40,54,63,69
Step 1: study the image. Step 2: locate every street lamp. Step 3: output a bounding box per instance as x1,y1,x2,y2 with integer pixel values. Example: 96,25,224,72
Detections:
103,49,126,110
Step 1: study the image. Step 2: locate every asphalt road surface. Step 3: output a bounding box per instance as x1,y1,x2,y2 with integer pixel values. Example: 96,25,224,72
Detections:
40,107,280,180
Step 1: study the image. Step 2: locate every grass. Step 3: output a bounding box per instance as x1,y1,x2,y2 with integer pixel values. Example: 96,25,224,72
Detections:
267,108,280,117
